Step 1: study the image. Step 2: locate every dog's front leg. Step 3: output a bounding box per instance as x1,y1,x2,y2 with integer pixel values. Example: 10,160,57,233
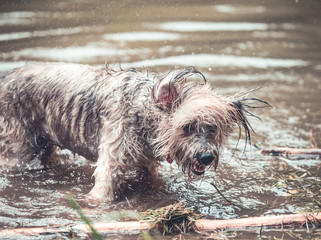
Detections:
88,155,116,202
88,119,126,202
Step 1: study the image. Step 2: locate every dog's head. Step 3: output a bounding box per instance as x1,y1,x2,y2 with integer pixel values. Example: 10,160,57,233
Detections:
152,67,269,176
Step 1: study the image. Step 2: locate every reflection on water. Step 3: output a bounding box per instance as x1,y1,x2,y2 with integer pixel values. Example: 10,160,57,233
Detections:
4,45,150,62
125,53,308,69
0,11,36,26
0,0,320,238
104,31,181,41
0,26,84,41
214,4,266,14
158,21,270,32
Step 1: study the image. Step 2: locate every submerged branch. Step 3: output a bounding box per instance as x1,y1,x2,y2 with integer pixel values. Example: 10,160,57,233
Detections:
196,212,321,231
260,147,321,156
0,210,320,238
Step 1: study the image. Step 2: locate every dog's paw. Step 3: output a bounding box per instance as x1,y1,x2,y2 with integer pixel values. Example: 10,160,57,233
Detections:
87,188,114,204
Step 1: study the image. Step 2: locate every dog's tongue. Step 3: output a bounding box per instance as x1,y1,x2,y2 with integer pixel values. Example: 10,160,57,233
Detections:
166,155,173,164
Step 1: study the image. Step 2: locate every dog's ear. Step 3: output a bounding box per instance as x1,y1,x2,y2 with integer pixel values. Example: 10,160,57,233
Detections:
153,67,206,112
153,74,178,112
229,96,270,145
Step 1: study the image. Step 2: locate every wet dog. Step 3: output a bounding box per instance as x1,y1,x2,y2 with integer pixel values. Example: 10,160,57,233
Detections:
0,63,268,201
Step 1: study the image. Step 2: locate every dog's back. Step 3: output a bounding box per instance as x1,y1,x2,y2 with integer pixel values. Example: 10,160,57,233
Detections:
1,64,121,164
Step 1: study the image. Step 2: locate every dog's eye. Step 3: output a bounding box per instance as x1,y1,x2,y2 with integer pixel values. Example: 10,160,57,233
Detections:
208,125,217,134
183,124,194,135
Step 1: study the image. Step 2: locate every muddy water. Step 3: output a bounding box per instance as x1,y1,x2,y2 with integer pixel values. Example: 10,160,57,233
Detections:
0,0,321,239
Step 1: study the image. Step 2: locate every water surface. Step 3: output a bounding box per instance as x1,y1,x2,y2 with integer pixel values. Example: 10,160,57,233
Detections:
0,0,320,239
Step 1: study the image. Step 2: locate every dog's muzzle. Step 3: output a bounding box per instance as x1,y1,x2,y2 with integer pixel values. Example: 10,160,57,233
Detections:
191,150,218,175
198,152,214,166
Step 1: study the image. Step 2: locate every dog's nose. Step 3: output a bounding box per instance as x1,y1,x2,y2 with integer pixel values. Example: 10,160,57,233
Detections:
198,152,214,166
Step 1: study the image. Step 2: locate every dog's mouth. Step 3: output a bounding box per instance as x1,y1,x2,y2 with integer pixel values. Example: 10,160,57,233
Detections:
191,160,206,175
189,150,219,176
170,150,219,176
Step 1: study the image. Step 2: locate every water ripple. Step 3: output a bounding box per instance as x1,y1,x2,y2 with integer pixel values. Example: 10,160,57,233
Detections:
158,21,269,32
126,54,308,69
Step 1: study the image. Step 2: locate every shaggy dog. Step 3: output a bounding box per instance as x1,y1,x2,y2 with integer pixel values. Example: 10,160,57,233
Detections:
0,63,268,201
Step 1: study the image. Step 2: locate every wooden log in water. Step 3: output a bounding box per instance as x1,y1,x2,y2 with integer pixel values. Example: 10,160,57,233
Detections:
260,147,321,156
195,212,321,231
73,220,151,232
0,221,152,238
0,212,320,237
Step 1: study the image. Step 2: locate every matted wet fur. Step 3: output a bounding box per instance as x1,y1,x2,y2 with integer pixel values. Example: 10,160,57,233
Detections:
0,63,268,201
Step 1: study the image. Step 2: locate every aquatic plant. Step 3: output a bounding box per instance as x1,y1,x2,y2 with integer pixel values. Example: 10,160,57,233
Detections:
142,201,200,235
